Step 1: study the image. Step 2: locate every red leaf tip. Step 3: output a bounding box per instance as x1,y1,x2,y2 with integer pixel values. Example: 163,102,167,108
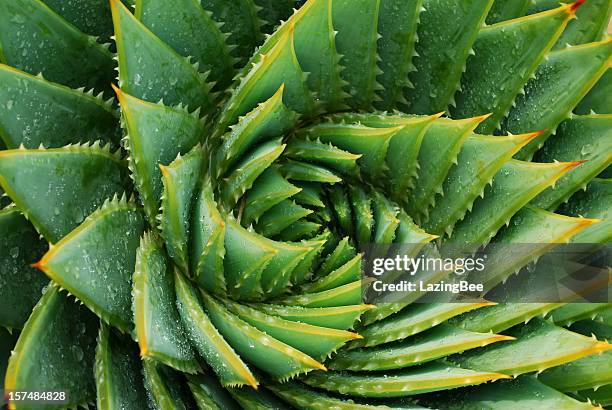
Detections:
570,0,586,12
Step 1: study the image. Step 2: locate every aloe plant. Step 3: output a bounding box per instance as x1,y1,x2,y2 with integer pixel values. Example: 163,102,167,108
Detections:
1,0,611,408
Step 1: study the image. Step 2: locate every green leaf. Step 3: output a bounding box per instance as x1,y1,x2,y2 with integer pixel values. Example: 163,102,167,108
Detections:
133,233,199,372
449,159,580,247
159,146,205,275
5,285,98,410
550,303,611,326
221,297,362,361
35,197,145,332
503,39,612,160
539,350,612,392
559,178,612,243
576,384,612,407
0,144,128,243
187,373,242,410
280,160,342,184
229,384,286,410
142,360,196,410
136,0,235,90
190,182,226,293
41,0,114,42
200,292,326,381
303,123,401,181
376,0,422,110
242,167,301,226
423,376,598,410
252,303,373,330
0,328,19,395
554,0,612,49
214,85,297,178
111,0,214,111
575,69,611,114
0,0,115,90
480,206,597,289
256,200,312,237
486,0,531,24
174,271,258,388
373,193,400,244
95,324,149,410
200,0,263,64
330,324,513,371
348,186,374,247
0,64,119,149
532,114,612,210
0,207,48,329
216,26,315,137
268,380,425,410
407,117,481,220
450,303,562,333
285,138,362,176
315,237,356,279
332,0,382,109
116,87,204,224
275,280,367,308
453,318,612,376
424,132,539,236
300,363,510,397
452,5,575,133
406,0,493,114
351,302,493,349
221,138,286,208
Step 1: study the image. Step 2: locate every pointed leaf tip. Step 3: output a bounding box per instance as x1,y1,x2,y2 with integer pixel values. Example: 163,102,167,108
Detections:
570,0,586,12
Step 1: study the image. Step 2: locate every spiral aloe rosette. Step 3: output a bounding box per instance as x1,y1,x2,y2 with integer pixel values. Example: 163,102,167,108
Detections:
0,0,611,408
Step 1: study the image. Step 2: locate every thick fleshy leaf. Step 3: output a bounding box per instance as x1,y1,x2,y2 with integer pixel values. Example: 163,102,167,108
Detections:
277,280,367,308
269,381,426,410
452,4,575,133
142,360,196,409
256,200,312,237
133,233,199,372
376,0,422,110
533,114,612,210
5,285,98,410
280,160,342,184
136,0,235,90
187,373,242,410
214,85,297,178
0,328,19,394
423,376,598,410
34,197,145,332
190,182,226,293
486,0,531,24
351,302,493,349
539,350,612,392
221,297,362,360
252,303,373,330
330,324,513,371
560,178,612,243
0,144,128,243
42,0,114,41
406,0,493,114
221,139,286,208
201,292,326,381
479,206,598,289
0,207,48,329
550,303,611,326
242,167,302,226
503,39,612,160
451,303,562,334
0,0,115,90
553,0,612,49
216,24,315,136
111,0,214,111
0,64,119,149
159,146,204,274
575,69,611,114
449,160,580,246
95,324,148,410
424,132,538,236
301,363,510,398
200,0,263,64
407,117,481,220
453,318,612,376
332,0,382,109
175,271,258,388
115,87,204,224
